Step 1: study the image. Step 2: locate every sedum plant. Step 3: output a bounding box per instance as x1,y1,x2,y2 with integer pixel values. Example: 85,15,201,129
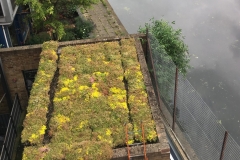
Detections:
21,41,58,145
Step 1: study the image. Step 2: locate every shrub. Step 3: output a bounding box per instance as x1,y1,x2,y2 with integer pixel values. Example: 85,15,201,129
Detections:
60,30,76,41
26,17,94,45
25,32,52,45
74,17,94,39
58,4,78,18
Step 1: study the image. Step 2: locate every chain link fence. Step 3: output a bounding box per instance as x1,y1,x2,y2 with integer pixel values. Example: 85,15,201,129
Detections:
147,32,240,160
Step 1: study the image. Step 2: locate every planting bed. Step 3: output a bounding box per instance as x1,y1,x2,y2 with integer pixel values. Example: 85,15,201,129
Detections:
21,38,168,160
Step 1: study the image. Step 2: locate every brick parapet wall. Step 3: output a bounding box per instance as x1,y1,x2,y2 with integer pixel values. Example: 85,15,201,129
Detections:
0,45,42,110
112,143,170,160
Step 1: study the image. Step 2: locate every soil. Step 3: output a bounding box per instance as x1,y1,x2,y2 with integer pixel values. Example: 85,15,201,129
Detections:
43,62,60,144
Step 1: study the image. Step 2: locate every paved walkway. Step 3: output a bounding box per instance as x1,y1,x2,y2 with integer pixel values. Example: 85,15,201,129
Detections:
79,0,128,38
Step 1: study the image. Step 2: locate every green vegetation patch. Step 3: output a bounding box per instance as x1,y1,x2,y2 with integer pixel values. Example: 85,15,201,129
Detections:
121,39,157,142
22,39,157,159
21,41,58,144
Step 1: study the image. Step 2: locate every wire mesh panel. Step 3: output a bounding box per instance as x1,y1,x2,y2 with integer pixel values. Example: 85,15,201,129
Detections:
147,32,240,160
176,74,226,159
223,136,240,160
148,33,175,114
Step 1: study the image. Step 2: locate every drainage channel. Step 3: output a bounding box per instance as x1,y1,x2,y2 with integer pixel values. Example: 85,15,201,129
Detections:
42,47,61,144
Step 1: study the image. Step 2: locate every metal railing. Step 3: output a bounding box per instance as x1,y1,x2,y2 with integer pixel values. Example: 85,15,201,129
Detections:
146,31,240,160
0,94,22,160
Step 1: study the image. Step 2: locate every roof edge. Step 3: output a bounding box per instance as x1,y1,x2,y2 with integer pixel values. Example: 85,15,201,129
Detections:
0,34,146,53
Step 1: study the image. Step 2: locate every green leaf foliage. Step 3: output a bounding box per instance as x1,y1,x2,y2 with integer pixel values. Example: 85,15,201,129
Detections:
16,0,99,40
74,17,94,39
139,18,190,75
25,32,52,45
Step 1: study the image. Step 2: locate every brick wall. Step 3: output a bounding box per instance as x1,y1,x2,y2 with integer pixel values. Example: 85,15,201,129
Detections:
112,144,170,160
0,45,42,110
112,152,169,160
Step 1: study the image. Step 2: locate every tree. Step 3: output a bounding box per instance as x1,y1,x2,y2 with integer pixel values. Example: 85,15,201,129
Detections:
16,0,99,40
139,18,190,75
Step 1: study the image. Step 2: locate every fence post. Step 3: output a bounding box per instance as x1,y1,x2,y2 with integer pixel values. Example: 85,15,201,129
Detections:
172,67,178,131
220,131,228,160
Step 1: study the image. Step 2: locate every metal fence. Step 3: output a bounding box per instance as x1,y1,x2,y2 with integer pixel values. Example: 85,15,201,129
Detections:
0,94,22,160
147,32,240,160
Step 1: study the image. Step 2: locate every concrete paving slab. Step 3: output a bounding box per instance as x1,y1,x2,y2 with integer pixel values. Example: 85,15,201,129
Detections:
80,0,128,37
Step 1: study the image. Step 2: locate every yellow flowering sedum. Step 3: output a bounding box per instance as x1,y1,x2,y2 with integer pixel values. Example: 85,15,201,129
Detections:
79,85,89,91
21,41,58,145
79,120,88,129
147,130,158,141
106,129,112,136
93,71,109,77
87,58,91,62
121,38,158,143
39,125,47,135
63,79,73,86
91,90,101,98
60,87,69,93
109,87,126,95
36,39,157,159
74,75,78,81
54,114,70,129
108,100,127,110
128,139,134,145
29,134,38,143
92,82,99,89
103,61,109,64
